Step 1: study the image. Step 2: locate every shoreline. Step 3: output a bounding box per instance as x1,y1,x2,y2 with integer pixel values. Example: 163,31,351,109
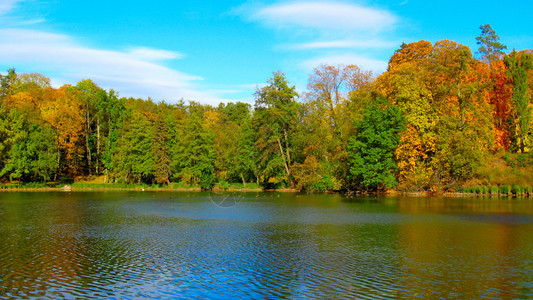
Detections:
0,185,530,198
0,185,296,193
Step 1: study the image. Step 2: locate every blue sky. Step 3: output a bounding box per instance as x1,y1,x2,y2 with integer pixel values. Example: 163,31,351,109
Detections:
1,0,532,104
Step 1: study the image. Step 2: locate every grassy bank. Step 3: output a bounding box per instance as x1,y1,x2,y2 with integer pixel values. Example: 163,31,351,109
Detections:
0,178,281,192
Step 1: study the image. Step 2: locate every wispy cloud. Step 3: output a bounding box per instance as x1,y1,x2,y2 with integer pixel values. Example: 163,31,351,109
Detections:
241,1,398,75
291,39,399,50
250,1,397,32
0,0,22,15
0,0,44,25
128,47,184,62
0,2,260,104
0,28,231,103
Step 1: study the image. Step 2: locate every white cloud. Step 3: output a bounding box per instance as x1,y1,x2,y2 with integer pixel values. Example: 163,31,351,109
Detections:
291,39,398,50
0,0,22,15
301,54,388,74
0,28,230,104
242,1,398,76
128,47,184,61
251,1,397,32
0,0,46,26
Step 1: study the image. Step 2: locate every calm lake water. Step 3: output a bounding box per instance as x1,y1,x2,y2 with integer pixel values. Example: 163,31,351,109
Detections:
0,192,532,299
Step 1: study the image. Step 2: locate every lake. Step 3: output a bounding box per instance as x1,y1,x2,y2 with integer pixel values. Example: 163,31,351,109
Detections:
0,191,532,299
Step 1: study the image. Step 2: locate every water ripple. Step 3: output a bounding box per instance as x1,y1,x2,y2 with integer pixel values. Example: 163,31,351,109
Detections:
0,192,532,299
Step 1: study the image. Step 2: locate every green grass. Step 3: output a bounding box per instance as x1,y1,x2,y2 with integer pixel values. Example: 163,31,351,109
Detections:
168,182,194,189
0,182,50,189
71,182,150,189
0,180,263,191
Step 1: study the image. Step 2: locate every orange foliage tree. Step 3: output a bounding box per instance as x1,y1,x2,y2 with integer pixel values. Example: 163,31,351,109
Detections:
40,85,85,177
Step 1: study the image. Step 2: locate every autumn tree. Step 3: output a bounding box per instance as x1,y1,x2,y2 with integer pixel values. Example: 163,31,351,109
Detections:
307,65,346,131
485,60,513,150
377,39,494,190
40,86,85,177
293,64,373,191
292,100,340,191
376,41,437,189
307,64,373,137
474,24,514,150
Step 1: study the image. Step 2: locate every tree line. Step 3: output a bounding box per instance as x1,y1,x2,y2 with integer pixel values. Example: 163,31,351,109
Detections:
0,24,531,192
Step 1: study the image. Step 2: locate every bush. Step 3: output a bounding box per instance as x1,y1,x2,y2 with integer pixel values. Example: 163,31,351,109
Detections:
499,185,510,195
217,180,231,190
243,182,260,189
170,181,193,189
473,186,481,194
522,186,532,196
261,181,282,190
229,183,244,189
489,186,499,195
517,154,528,167
511,184,521,195
503,153,515,167
481,186,488,194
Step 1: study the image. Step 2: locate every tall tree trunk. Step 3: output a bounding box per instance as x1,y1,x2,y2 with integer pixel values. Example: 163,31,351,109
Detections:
457,81,466,130
54,147,60,181
277,137,294,186
96,117,100,175
241,173,246,187
283,128,291,167
85,106,91,176
327,98,338,130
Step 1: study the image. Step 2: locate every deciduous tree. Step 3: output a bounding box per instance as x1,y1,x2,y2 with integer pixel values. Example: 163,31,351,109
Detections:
505,50,533,153
345,97,405,191
254,71,299,187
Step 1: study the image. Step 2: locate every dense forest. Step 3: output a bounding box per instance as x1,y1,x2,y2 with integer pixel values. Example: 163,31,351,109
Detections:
1,25,532,192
